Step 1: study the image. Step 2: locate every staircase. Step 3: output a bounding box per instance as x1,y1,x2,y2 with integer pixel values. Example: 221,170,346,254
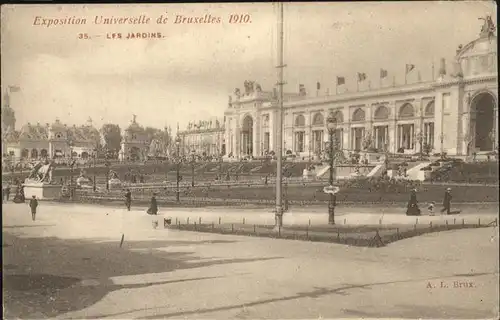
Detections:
315,164,330,178
367,164,385,178
406,162,432,181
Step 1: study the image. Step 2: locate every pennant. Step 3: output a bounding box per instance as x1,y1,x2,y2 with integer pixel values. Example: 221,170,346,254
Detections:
357,73,367,82
406,64,415,74
336,77,345,86
380,69,388,79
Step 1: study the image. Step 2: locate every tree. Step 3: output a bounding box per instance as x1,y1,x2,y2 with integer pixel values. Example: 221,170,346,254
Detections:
144,126,161,142
100,124,122,154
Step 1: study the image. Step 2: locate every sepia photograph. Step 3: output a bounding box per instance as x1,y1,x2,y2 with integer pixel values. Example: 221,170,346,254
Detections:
1,2,499,319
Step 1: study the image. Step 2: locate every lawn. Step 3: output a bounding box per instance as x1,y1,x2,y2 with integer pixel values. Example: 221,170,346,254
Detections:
168,219,497,247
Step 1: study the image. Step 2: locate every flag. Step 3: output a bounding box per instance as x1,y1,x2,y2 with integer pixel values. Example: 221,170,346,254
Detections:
316,82,321,90
8,85,20,92
357,73,367,82
336,77,345,86
405,64,415,74
380,69,388,79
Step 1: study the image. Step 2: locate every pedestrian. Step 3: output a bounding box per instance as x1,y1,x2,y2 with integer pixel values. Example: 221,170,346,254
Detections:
406,188,421,216
29,195,38,221
124,189,132,211
427,201,435,216
147,193,158,215
5,185,10,202
441,188,452,215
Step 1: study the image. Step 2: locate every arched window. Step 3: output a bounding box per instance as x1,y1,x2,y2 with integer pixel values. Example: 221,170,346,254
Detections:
374,106,390,120
352,108,366,122
31,149,38,158
40,149,48,158
332,110,344,123
424,101,435,116
399,103,415,118
312,112,324,126
295,114,306,127
21,149,29,159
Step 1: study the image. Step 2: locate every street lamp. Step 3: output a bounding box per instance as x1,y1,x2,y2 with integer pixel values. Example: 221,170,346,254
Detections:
175,135,181,202
326,113,337,225
190,149,196,187
439,133,445,159
92,148,97,192
415,132,424,160
68,140,74,200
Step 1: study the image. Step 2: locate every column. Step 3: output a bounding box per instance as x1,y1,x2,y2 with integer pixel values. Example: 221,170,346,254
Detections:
234,127,240,158
410,124,414,149
375,127,379,149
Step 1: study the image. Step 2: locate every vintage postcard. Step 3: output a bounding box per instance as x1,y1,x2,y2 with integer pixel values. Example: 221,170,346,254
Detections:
1,2,499,319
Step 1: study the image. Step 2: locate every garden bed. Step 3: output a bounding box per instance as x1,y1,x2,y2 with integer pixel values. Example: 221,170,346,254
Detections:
165,219,498,247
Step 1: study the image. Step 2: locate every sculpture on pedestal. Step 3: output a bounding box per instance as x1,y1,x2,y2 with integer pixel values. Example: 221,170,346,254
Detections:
26,159,54,184
234,88,241,98
478,15,495,39
244,80,255,95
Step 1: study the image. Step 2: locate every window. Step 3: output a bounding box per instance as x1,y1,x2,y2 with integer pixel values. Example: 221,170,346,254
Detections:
312,113,324,126
399,103,415,118
352,108,365,122
295,114,306,127
295,131,305,152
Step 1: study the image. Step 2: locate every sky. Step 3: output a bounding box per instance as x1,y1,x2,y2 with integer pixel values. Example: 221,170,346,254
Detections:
1,2,496,132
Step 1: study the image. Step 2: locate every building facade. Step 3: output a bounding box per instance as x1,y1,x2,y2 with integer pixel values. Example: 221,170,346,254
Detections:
119,115,151,161
178,118,225,157
2,117,101,165
223,32,497,160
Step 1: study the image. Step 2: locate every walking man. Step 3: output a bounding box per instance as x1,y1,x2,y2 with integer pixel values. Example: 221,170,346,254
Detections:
441,187,452,215
29,195,38,221
124,189,132,211
4,185,10,201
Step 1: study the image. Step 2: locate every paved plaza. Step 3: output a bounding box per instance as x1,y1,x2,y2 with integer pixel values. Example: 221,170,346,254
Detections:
2,202,499,319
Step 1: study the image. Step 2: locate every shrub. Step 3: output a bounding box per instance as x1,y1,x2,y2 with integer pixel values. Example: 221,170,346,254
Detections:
339,176,419,193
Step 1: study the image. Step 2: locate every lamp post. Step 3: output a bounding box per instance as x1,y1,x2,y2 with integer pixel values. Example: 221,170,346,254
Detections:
92,148,97,192
68,140,74,200
439,133,445,159
327,113,337,225
175,135,181,203
190,149,196,187
105,160,110,191
415,132,424,160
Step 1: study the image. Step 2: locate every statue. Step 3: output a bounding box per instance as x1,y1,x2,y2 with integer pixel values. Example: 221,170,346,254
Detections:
132,114,137,123
479,15,495,39
228,95,232,106
234,88,241,98
216,119,220,128
244,80,255,95
255,83,262,92
26,159,54,183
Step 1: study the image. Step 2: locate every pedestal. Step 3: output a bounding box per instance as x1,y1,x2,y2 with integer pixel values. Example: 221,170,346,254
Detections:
22,182,63,200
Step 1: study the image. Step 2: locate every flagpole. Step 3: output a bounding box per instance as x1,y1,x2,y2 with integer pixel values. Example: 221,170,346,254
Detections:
432,61,435,81
356,79,359,92
392,76,396,87
404,65,407,85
